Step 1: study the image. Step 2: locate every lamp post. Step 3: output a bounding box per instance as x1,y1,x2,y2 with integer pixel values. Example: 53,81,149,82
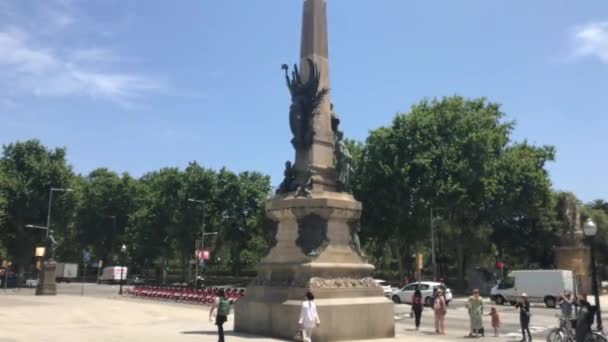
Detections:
119,244,127,295
46,188,73,239
584,218,602,332
430,208,437,281
188,198,218,288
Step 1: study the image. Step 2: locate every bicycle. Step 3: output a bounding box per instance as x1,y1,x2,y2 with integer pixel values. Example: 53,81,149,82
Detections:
546,316,607,342
547,315,575,342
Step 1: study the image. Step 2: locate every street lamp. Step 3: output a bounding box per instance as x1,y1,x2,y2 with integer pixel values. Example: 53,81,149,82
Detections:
119,244,127,295
188,198,219,288
430,208,437,281
584,218,602,332
46,188,73,238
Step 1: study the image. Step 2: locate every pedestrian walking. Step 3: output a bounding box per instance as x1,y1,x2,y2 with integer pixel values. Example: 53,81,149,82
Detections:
433,288,447,335
209,289,230,342
298,291,321,342
466,289,484,337
489,306,501,337
514,293,532,342
410,289,424,331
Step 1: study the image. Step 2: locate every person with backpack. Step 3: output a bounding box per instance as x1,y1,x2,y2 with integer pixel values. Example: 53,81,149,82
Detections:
410,289,424,331
209,289,231,342
298,291,321,342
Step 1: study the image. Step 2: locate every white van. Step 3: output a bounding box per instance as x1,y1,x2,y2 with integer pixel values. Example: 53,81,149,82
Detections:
490,270,575,308
99,266,128,284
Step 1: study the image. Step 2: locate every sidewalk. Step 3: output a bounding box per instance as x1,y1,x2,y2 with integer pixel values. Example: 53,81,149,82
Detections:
0,293,454,342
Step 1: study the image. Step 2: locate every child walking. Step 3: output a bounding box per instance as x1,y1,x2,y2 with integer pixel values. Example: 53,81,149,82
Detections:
489,306,501,337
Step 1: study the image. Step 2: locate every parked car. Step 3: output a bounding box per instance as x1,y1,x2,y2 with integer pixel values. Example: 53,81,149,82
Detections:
490,269,575,308
0,268,18,288
127,274,147,285
55,262,78,283
391,281,453,306
374,279,393,297
99,266,128,284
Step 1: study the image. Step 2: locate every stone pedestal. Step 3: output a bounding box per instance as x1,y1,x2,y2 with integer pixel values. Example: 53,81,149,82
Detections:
234,192,395,341
36,259,57,296
555,246,591,293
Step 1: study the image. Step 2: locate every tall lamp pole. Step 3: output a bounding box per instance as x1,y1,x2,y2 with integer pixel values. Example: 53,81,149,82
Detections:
188,198,218,288
119,244,126,295
584,218,603,332
46,188,74,239
430,208,437,281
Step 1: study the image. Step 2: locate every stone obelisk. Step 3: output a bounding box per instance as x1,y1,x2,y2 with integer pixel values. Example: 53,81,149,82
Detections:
234,1,395,341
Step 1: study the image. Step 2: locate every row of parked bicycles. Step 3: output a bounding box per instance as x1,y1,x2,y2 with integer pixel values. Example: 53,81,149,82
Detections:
124,285,245,305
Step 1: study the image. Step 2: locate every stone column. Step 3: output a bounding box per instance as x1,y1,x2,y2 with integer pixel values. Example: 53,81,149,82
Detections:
36,259,57,296
296,0,336,191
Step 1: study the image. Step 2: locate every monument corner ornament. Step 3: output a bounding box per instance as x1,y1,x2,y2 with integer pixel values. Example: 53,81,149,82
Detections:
234,0,395,340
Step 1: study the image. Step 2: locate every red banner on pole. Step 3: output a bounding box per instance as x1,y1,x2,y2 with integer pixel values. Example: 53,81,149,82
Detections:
202,250,210,260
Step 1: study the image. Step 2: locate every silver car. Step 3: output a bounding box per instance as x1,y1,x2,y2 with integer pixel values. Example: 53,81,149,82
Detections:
391,281,453,306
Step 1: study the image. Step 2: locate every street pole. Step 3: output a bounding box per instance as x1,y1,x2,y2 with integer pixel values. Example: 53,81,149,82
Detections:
46,189,54,239
81,262,87,296
189,198,206,288
590,237,603,332
430,208,437,281
201,201,205,288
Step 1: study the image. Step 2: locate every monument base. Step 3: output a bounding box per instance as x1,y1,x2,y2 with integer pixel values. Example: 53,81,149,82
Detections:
36,259,57,296
555,246,591,293
235,285,394,341
235,191,395,341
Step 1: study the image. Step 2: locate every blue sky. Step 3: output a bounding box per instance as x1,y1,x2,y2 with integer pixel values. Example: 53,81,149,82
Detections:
0,0,607,202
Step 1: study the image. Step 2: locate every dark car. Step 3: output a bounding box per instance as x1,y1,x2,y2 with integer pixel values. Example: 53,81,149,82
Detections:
0,268,18,288
126,275,147,285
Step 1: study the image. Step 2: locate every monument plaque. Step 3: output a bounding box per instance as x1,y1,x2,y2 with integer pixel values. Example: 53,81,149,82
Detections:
234,1,395,340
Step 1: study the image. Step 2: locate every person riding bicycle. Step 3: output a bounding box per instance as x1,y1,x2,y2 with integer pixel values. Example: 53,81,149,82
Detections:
575,294,597,342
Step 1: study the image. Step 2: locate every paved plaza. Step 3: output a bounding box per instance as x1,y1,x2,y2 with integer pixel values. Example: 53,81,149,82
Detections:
4,284,604,341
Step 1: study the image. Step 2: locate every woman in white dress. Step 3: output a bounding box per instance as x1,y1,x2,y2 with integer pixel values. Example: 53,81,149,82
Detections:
298,291,321,342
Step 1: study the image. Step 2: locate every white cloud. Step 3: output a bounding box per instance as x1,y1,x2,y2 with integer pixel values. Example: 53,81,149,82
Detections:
0,1,164,107
571,20,608,63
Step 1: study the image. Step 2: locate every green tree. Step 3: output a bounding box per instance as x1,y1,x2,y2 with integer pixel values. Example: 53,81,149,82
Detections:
73,169,138,265
126,167,183,283
354,97,555,287
214,169,270,276
582,202,608,278
489,143,557,268
0,140,74,275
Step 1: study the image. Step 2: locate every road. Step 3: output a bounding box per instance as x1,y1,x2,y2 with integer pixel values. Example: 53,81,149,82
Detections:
394,300,560,341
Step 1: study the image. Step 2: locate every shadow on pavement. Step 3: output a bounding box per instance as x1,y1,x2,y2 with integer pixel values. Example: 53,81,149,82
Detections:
181,331,288,340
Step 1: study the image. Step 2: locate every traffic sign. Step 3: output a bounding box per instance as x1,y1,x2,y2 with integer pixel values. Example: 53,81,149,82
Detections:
83,251,91,263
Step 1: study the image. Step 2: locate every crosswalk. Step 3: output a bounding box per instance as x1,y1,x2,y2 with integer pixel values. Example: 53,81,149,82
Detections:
394,309,555,341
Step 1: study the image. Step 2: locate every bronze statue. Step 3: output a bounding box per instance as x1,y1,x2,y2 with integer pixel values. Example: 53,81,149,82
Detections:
48,229,57,259
350,221,364,257
331,103,341,137
277,161,296,194
557,192,584,246
296,170,314,198
282,59,329,150
335,131,355,192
